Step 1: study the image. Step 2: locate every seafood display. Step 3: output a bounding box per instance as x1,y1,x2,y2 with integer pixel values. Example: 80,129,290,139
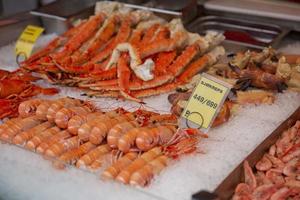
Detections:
0,69,58,119
0,98,207,187
233,121,300,200
0,1,299,199
20,1,225,102
168,48,300,120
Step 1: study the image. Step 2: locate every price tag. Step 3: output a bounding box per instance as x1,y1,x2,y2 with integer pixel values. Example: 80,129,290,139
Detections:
181,73,232,132
15,25,44,62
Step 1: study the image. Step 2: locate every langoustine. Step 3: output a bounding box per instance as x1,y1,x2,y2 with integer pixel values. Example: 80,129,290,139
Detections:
1,97,208,188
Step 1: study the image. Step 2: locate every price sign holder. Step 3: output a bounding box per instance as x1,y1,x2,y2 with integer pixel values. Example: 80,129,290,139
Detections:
181,73,232,133
15,25,44,64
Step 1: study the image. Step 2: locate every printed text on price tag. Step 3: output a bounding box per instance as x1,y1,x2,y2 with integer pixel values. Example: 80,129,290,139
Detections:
15,25,44,60
181,73,232,131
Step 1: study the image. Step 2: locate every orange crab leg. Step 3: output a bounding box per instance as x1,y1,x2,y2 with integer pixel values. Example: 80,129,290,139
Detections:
87,17,132,66
21,21,87,68
51,13,105,62
117,53,142,102
153,26,170,41
140,31,187,58
168,44,200,77
177,53,211,83
153,51,177,76
131,82,180,98
71,16,119,65
129,29,143,46
140,24,160,45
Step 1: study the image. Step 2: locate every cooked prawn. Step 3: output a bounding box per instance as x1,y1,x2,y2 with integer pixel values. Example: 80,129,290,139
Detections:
102,152,138,180
36,130,71,154
25,126,61,150
76,144,111,168
12,121,54,145
44,136,80,158
115,147,162,184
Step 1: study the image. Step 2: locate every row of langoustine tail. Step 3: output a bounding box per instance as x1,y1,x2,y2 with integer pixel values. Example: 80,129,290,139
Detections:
0,97,207,187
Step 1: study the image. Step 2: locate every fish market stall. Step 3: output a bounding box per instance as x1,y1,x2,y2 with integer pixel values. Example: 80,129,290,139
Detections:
0,1,300,200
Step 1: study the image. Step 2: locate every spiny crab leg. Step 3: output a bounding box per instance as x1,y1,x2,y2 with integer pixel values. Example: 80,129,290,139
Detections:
51,13,106,62
21,20,88,69
117,53,143,103
132,46,225,98
77,15,119,64
86,15,138,67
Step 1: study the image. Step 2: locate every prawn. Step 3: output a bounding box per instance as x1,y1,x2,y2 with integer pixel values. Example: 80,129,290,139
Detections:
18,99,44,118
0,116,42,142
46,97,83,122
12,121,54,145
25,126,61,150
76,144,111,168
36,130,71,154
89,113,135,145
115,147,162,184
55,104,95,129
53,142,96,169
67,112,103,135
44,136,80,158
102,152,138,180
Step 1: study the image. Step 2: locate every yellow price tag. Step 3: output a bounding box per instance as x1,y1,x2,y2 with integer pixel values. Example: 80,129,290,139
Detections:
181,73,232,131
15,25,44,60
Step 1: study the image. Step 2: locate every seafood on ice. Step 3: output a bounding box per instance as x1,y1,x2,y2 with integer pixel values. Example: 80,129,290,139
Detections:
233,121,300,199
0,69,58,119
0,98,207,187
167,48,300,123
20,1,225,102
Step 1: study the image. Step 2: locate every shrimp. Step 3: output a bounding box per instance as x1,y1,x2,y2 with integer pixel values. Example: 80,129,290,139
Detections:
18,99,44,118
36,130,71,154
12,121,54,145
130,155,169,186
115,147,162,184
46,97,83,122
36,100,54,120
0,118,20,137
89,113,135,145
53,142,96,169
0,116,42,142
76,144,111,168
44,136,80,158
244,161,257,190
25,126,61,150
67,112,103,135
55,104,94,129
101,152,138,180
117,127,142,153
256,154,272,171
77,110,119,141
78,114,111,142
135,125,177,151
107,121,139,148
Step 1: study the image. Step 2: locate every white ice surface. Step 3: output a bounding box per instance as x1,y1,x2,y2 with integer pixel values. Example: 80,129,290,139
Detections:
0,35,300,200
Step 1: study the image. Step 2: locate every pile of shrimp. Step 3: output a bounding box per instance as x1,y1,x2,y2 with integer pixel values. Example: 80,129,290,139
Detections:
0,98,207,187
233,121,300,200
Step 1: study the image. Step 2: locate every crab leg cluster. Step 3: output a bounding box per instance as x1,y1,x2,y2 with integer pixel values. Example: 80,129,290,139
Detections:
21,2,225,102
